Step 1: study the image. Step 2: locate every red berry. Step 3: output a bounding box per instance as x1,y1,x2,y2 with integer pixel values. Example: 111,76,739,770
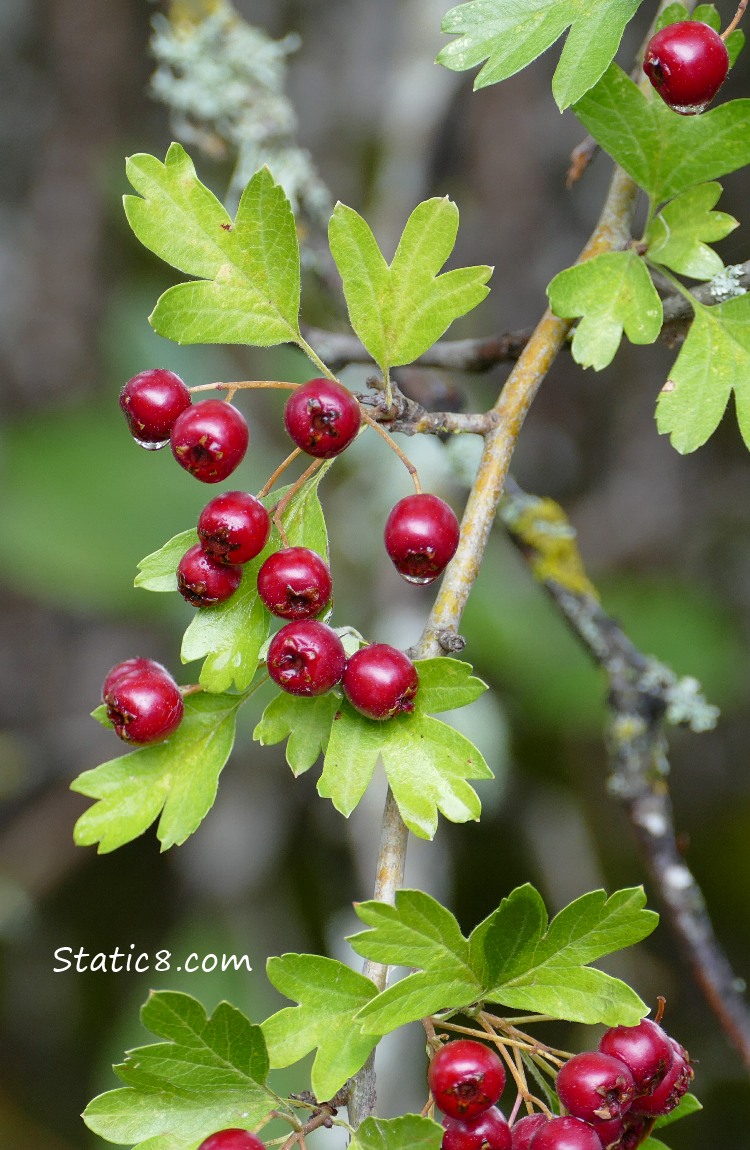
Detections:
630,1043,693,1116
257,548,333,620
384,493,460,584
588,1116,624,1150
283,378,362,458
556,1052,634,1123
177,544,243,607
119,368,192,447
598,1019,672,1096
527,1116,602,1150
428,1039,506,1121
197,1133,265,1150
104,668,183,745
198,491,271,565
170,400,249,483
511,1114,549,1150
442,1106,512,1150
102,658,170,700
617,1115,651,1150
644,20,729,114
267,620,346,696
342,644,419,720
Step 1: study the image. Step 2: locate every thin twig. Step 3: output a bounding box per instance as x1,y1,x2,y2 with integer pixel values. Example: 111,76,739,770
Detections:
257,447,303,499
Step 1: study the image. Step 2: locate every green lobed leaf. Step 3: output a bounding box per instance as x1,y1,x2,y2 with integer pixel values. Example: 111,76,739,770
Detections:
125,144,302,348
318,699,492,840
413,657,488,713
656,295,750,453
83,991,274,1150
655,2,688,29
476,885,658,1025
72,692,242,852
136,529,198,592
654,1093,702,1129
574,64,750,204
351,885,658,1035
261,954,379,1100
91,703,113,729
646,183,737,280
547,251,662,370
437,0,644,110
349,1116,444,1150
329,198,491,383
252,692,340,775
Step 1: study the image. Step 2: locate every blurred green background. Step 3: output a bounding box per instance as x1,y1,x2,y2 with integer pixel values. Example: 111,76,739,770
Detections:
1,0,750,1146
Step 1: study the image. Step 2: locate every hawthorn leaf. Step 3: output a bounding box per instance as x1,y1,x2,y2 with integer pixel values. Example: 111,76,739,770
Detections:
253,692,340,775
328,198,491,382
476,885,658,1025
350,891,481,1034
640,1141,669,1150
656,295,750,453
318,699,492,839
72,692,242,852
655,2,688,29
125,144,301,347
413,657,488,712
261,954,378,1100
437,0,644,110
91,703,112,729
646,183,737,280
135,528,198,592
547,251,662,370
83,991,274,1150
349,1116,444,1150
574,64,750,204
654,1094,702,1129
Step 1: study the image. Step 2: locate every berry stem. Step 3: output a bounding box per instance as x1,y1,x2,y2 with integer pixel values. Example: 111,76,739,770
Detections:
188,380,301,394
360,408,422,493
722,0,747,39
270,457,326,540
258,447,304,498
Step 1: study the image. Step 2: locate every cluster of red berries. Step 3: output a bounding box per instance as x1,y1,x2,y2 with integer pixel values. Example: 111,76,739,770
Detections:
644,19,730,114
427,1021,693,1150
106,368,463,744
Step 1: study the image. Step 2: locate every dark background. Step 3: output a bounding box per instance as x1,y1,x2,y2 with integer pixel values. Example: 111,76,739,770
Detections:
1,1,749,1146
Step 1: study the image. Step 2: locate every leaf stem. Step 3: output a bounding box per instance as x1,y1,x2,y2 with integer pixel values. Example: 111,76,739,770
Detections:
360,410,421,493
297,335,339,381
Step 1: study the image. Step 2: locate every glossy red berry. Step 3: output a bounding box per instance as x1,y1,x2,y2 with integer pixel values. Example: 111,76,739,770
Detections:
119,368,192,448
527,1116,603,1150
617,1115,651,1150
177,544,242,607
342,644,419,720
384,493,460,584
267,620,346,696
198,491,271,565
257,548,333,619
283,378,362,458
442,1106,512,1150
102,658,171,700
197,1132,266,1150
630,1042,693,1116
170,400,249,483
428,1039,506,1121
598,1018,672,1096
556,1051,634,1123
104,667,183,745
588,1116,624,1150
644,20,729,114
510,1114,548,1150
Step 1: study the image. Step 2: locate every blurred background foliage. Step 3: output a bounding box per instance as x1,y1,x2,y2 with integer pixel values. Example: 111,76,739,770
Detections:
1,0,750,1146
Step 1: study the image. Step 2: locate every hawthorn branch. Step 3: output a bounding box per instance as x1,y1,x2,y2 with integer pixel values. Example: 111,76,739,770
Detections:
500,477,750,1076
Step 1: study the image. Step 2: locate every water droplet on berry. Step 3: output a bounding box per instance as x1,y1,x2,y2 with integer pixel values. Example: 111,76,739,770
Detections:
400,571,436,586
133,435,170,451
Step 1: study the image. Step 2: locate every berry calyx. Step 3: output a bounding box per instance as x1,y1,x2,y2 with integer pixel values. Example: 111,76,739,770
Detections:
556,1051,635,1123
197,1133,266,1150
384,493,460,584
643,21,729,114
198,491,271,565
527,1116,603,1150
102,657,170,700
442,1106,512,1150
119,368,192,448
342,644,419,720
257,548,333,619
510,1114,548,1150
177,544,243,607
267,620,346,696
428,1039,506,1121
598,1019,672,1096
104,667,183,745
283,378,362,458
170,400,249,483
